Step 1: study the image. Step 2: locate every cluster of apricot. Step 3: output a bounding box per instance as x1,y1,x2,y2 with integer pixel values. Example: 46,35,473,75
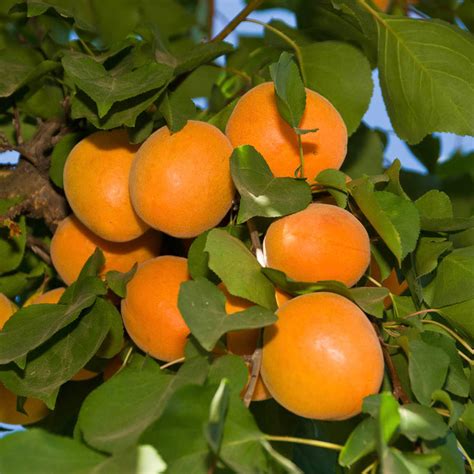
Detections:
0,82,388,423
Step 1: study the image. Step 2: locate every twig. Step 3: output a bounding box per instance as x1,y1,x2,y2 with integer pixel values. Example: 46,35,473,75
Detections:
373,323,410,404
246,218,262,253
243,346,262,407
264,434,343,451
13,106,23,146
26,235,51,266
211,0,265,43
160,357,185,370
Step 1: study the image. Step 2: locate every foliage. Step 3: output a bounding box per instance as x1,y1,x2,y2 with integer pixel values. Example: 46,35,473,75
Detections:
0,0,473,473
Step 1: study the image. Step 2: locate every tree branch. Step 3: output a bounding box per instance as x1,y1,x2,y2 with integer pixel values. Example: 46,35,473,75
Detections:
243,346,262,407
211,0,265,43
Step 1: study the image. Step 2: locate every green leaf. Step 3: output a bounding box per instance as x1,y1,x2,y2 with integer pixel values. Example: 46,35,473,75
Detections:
415,237,452,278
351,180,420,264
423,433,465,474
415,189,452,221
186,231,219,283
349,287,388,318
432,246,474,307
230,145,312,223
205,228,277,310
95,300,124,359
63,52,173,118
377,392,401,447
178,278,277,352
77,354,209,453
0,216,27,274
339,417,376,467
398,404,448,441
342,125,384,179
440,298,474,341
408,135,441,174
408,339,450,405
431,390,465,427
158,89,196,133
0,429,105,474
269,51,305,128
460,401,474,432
106,264,137,299
301,40,373,135
315,169,348,208
0,297,111,407
49,133,84,189
377,17,474,144
383,448,434,474
205,379,230,454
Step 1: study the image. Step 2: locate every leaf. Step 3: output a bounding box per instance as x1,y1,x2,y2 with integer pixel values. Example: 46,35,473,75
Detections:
383,448,434,474
432,246,474,307
440,298,474,341
349,287,389,318
158,89,196,133
301,40,373,135
415,237,452,278
0,298,111,407
342,125,384,179
49,133,84,189
106,264,137,299
431,390,465,427
230,145,312,223
62,52,173,118
415,189,452,221
205,228,277,310
398,404,448,441
315,169,348,208
178,278,277,352
377,17,474,144
0,429,105,474
408,339,450,405
460,402,474,433
423,433,465,474
0,216,26,274
269,52,306,128
339,417,376,467
77,354,209,453
186,231,219,283
95,300,124,359
351,180,420,264
408,135,441,174
205,379,230,454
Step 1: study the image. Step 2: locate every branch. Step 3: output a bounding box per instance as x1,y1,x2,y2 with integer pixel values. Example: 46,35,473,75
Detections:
26,235,51,266
207,0,214,39
373,323,410,404
243,346,262,407
211,0,265,43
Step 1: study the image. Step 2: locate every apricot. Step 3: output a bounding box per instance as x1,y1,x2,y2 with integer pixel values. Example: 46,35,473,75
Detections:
63,130,148,242
221,285,290,402
226,82,347,183
369,259,408,308
0,295,48,425
0,293,17,330
24,287,65,306
264,203,370,287
121,256,190,361
373,0,390,10
130,121,234,238
0,383,49,425
261,292,384,420
50,215,161,285
103,356,123,381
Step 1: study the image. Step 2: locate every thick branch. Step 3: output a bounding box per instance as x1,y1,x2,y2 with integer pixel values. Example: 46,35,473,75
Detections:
211,0,265,43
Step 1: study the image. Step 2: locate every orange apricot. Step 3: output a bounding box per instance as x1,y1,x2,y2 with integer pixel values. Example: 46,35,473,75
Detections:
130,121,235,238
369,259,408,308
226,82,347,183
121,256,190,361
50,215,161,285
24,287,65,306
0,384,49,425
373,0,390,10
264,203,370,287
63,130,148,242
261,292,384,420
103,356,123,381
0,293,17,330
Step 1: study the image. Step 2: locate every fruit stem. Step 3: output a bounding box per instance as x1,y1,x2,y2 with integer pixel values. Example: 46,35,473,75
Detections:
297,133,305,179
210,0,265,43
244,18,307,85
160,357,185,370
264,435,343,451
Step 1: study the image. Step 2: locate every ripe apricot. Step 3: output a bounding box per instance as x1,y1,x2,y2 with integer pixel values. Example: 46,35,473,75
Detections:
0,384,49,425
63,130,148,242
369,259,408,308
226,82,347,183
130,121,234,238
51,215,161,285
24,287,65,306
373,0,390,10
221,285,290,402
0,293,17,330
103,356,123,381
261,292,384,420
121,256,190,361
264,203,370,287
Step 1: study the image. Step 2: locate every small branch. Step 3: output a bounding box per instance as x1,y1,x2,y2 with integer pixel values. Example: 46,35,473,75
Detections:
373,323,410,404
264,434,343,451
26,235,51,266
160,357,185,370
211,0,265,43
246,218,262,253
13,106,23,146
243,346,262,407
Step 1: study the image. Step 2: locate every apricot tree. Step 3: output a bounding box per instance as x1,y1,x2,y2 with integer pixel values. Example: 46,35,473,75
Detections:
0,1,473,473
